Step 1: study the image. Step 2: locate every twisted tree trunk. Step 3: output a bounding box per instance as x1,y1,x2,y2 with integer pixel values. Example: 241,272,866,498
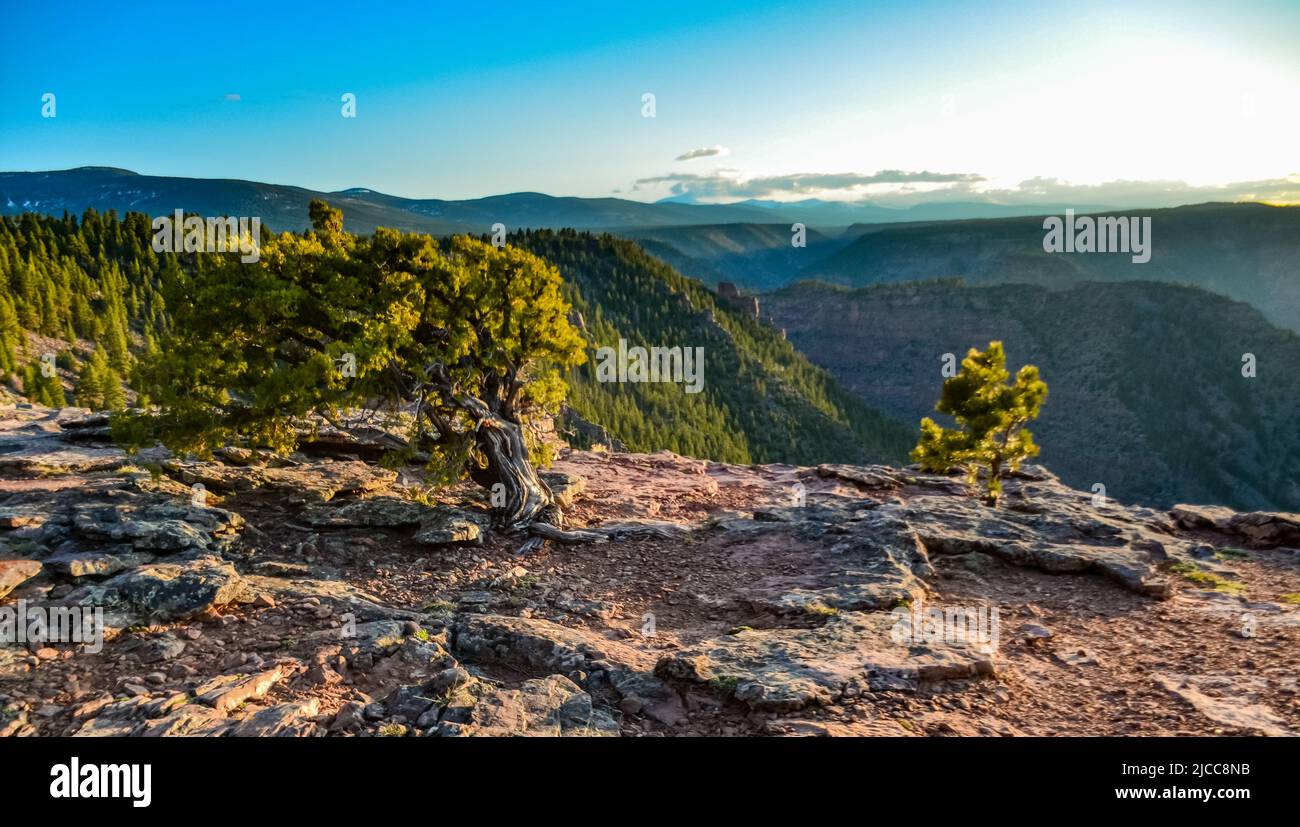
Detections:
469,413,555,529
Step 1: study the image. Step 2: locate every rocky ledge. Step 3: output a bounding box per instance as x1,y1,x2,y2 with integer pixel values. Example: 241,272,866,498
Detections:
1,403,1298,737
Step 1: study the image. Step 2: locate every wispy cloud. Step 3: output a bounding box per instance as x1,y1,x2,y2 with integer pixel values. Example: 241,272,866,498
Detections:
636,169,985,199
674,145,730,162
224,93,241,101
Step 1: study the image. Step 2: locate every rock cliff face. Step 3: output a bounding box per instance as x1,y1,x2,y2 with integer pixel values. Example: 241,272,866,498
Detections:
2,402,1298,737
716,282,761,320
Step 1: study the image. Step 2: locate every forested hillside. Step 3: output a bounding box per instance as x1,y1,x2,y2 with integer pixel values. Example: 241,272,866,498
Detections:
764,279,1300,510
0,210,174,409
512,230,912,465
0,210,911,468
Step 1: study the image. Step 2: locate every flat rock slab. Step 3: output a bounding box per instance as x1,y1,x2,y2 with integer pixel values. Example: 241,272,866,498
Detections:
453,614,685,725
730,509,931,615
73,502,243,553
905,495,1174,597
657,610,995,712
163,459,396,504
0,440,128,475
1155,673,1295,737
1172,504,1300,549
454,613,655,675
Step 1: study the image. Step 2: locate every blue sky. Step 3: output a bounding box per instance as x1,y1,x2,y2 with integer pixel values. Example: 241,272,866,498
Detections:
2,0,1297,203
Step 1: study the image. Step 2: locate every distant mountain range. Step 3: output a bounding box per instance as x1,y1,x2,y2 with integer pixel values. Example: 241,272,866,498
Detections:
0,167,777,234
637,203,1300,332
0,167,1119,235
662,195,1118,227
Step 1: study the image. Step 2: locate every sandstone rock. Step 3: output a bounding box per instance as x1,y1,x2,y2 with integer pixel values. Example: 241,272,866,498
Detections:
0,432,131,475
413,507,486,546
73,716,143,737
251,560,311,578
163,458,396,504
299,495,431,528
490,566,531,590
456,675,619,737
1021,624,1053,641
42,548,151,579
70,695,115,722
1054,647,1102,667
227,698,320,737
137,705,232,737
540,471,586,508
384,683,442,722
0,508,45,529
657,611,994,712
137,635,186,663
0,559,41,599
906,494,1174,597
329,701,367,732
194,665,290,714
815,464,910,490
1156,673,1294,736
72,502,242,554
454,614,685,725
90,555,252,622
71,692,190,736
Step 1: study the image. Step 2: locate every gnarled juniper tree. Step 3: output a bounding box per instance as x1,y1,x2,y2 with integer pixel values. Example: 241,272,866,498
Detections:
115,201,586,530
912,341,1047,506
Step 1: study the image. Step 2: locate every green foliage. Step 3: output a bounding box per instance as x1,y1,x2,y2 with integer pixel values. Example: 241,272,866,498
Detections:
116,202,585,488
74,345,126,411
1167,561,1246,595
0,294,21,378
0,209,161,398
22,361,66,407
912,341,1047,505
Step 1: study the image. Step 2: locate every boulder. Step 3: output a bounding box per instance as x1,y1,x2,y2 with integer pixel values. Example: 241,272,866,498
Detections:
194,665,292,714
299,495,431,528
413,507,486,546
92,555,252,621
456,675,619,737
0,559,41,599
226,699,321,737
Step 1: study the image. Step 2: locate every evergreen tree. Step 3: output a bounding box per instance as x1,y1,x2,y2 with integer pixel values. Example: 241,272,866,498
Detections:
75,346,125,411
0,294,20,378
23,360,66,407
117,202,586,528
912,341,1048,505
